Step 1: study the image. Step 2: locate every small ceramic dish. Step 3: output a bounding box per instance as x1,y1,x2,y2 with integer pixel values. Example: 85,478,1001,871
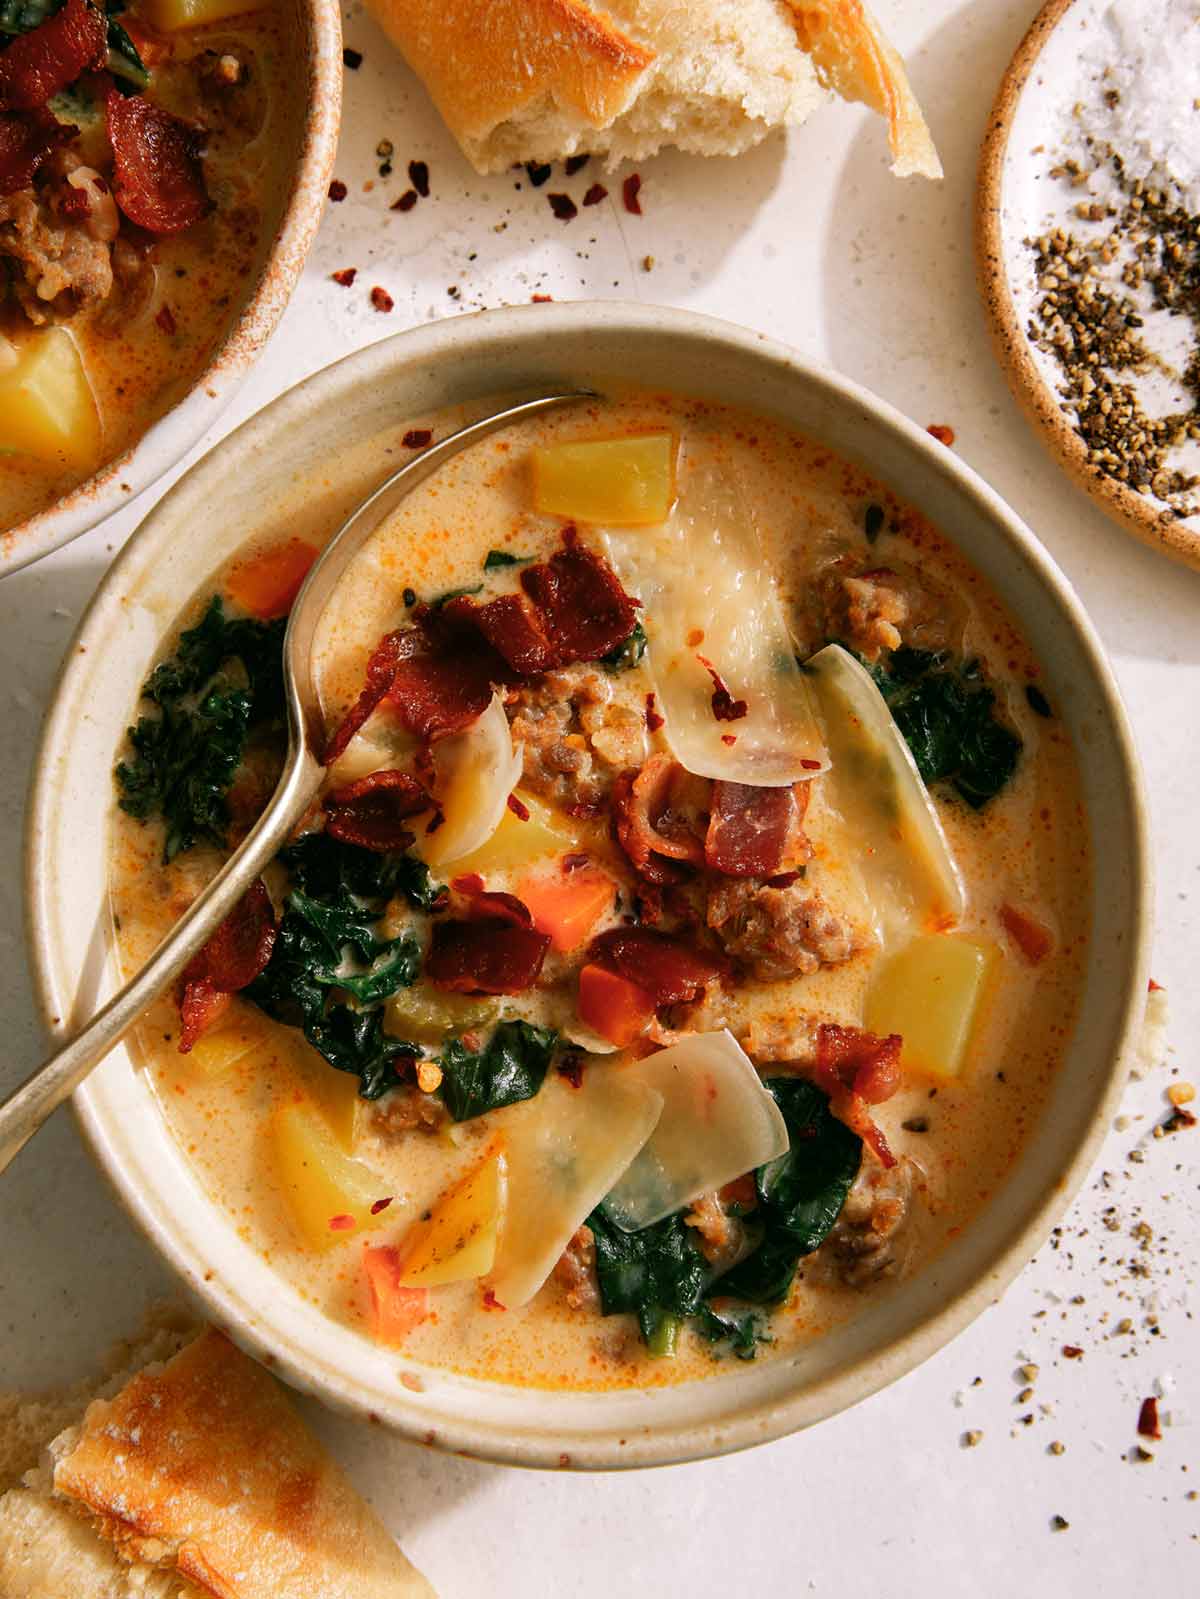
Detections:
26,304,1151,1468
977,0,1200,571
0,0,343,576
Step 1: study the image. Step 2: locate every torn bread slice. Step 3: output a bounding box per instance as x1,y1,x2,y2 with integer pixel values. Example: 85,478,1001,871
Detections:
364,0,938,176
0,1323,433,1599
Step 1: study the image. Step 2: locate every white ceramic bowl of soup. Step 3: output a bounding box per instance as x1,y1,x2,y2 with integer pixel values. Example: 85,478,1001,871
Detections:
25,304,1151,1468
0,0,342,575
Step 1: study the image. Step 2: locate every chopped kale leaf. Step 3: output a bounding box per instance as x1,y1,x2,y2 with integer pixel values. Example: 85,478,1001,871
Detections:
600,620,647,674
281,831,444,911
866,646,1022,809
438,1020,558,1121
483,549,531,570
694,1304,772,1361
429,583,484,609
716,1077,862,1305
115,597,286,861
588,1207,709,1346
245,842,422,1099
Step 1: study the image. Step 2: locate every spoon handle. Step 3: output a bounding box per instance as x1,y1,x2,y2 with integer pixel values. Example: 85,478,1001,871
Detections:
0,747,322,1174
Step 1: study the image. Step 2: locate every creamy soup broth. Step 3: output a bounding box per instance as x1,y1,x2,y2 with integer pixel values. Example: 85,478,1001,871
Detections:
110,389,1090,1390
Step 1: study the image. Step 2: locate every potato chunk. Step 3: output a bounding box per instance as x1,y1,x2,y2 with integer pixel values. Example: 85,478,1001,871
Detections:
866,933,997,1079
532,433,675,525
140,0,270,30
443,789,573,877
0,328,99,469
396,1149,506,1286
269,1101,389,1251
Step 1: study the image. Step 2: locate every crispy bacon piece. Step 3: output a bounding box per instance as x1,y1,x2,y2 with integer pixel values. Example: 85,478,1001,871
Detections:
177,879,277,1052
323,769,430,852
0,0,106,112
588,926,725,1007
426,919,549,995
324,629,410,765
0,106,74,196
705,780,813,878
106,90,209,236
447,529,637,675
450,873,535,928
801,1022,903,1167
612,755,707,887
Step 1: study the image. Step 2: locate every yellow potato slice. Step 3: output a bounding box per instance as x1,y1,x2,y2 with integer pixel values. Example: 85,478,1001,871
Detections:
532,433,675,525
141,0,270,30
384,984,498,1045
866,933,998,1079
269,1101,389,1251
0,328,99,469
443,788,574,877
396,1149,507,1286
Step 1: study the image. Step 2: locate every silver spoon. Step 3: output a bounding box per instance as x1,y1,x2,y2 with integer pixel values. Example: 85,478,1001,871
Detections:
0,390,593,1174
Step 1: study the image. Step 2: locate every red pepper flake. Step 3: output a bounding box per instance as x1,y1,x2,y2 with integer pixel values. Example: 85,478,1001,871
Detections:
720,733,737,746
408,159,429,197
557,1051,585,1088
391,188,417,212
800,758,821,770
697,655,748,722
622,173,642,214
370,1197,393,1215
506,793,530,821
370,285,394,313
328,1213,357,1231
402,428,432,448
342,46,362,69
548,192,577,222
766,870,802,889
645,691,664,732
481,1287,506,1310
155,303,176,335
328,178,347,202
927,423,956,446
564,153,590,176
1062,1344,1084,1359
582,182,608,206
562,852,590,872
567,799,604,819
1137,1396,1162,1440
531,293,554,302
1149,977,1164,991
331,267,357,286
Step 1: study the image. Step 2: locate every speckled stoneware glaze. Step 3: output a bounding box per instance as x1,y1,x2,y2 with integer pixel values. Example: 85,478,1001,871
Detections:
25,305,1152,1469
0,0,343,576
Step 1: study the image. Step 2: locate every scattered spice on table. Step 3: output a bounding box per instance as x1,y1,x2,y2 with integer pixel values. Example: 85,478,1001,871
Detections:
409,160,430,197
342,46,362,69
402,430,432,449
583,183,608,206
623,173,643,214
370,286,394,313
927,423,956,445
525,161,552,187
328,179,347,202
392,190,418,213
548,193,578,222
331,267,357,287
565,154,590,176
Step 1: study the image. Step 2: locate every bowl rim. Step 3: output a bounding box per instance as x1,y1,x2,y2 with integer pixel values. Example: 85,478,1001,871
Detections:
0,0,344,577
24,302,1153,1469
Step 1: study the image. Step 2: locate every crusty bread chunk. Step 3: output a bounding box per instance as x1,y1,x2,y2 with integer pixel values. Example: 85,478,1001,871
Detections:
0,1319,433,1599
365,0,939,177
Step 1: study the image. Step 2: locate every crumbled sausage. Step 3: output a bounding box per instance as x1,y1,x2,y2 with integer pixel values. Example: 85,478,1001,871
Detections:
684,1191,746,1270
553,1224,599,1312
826,1158,916,1286
815,558,952,664
371,1088,445,1137
707,878,859,981
0,179,114,323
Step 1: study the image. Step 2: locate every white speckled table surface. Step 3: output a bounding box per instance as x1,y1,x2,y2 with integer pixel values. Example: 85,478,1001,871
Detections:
1,1,1196,1591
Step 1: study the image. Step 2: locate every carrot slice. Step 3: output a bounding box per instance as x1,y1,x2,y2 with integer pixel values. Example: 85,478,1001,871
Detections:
363,1245,430,1345
226,537,318,620
517,863,616,953
577,962,655,1047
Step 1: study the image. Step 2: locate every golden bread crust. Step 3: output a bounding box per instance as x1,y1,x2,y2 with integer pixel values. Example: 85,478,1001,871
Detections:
786,0,942,177
52,1329,433,1599
369,0,653,147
